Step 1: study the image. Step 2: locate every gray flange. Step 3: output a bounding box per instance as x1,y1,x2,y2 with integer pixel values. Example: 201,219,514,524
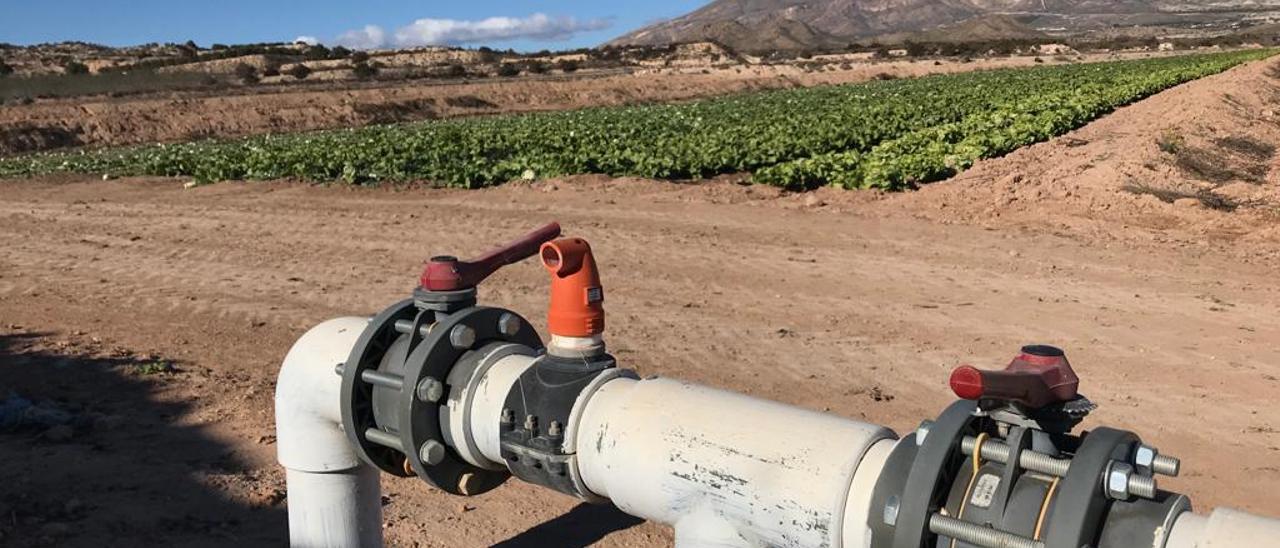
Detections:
396,306,542,496
340,299,420,477
341,299,544,496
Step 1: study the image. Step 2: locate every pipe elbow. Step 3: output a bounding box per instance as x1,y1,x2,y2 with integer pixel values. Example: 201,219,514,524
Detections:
276,316,369,473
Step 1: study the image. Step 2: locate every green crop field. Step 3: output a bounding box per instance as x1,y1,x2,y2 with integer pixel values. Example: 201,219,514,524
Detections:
1,49,1273,190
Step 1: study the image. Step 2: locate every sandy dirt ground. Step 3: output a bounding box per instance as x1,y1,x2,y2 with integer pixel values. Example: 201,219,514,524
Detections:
2,58,1280,547
0,51,1178,155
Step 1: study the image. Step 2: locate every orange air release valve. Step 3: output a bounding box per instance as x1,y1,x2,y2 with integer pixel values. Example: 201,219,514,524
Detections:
540,237,605,341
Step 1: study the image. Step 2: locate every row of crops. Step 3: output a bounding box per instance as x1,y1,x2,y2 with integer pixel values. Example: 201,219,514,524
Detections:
0,49,1273,190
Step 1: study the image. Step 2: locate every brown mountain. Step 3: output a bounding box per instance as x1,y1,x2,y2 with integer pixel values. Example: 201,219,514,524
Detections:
610,0,1280,51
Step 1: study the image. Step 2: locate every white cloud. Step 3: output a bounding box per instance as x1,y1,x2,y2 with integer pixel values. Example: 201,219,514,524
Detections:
394,13,611,46
330,13,612,50
335,25,388,50
293,36,320,46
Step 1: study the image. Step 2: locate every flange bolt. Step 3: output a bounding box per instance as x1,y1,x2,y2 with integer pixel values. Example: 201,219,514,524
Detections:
1107,462,1134,500
1135,444,1158,475
416,377,444,403
419,440,446,466
497,313,521,338
450,325,477,349
1134,443,1180,477
1107,461,1158,500
524,414,538,434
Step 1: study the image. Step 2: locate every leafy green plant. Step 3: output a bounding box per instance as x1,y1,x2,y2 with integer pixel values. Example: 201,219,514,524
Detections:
0,50,1272,191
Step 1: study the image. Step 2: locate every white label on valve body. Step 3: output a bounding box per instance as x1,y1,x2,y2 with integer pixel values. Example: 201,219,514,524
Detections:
970,473,1000,508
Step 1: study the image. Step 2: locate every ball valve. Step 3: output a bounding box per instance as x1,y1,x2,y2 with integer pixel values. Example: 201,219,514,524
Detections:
870,345,1187,548
337,222,562,495
336,222,629,500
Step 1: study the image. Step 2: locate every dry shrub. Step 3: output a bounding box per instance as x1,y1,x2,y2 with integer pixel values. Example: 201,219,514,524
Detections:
353,99,437,124
444,95,497,109
1214,136,1275,162
1121,181,1240,212
1174,146,1260,183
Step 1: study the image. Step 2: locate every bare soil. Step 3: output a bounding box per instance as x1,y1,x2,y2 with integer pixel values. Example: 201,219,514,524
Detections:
2,57,1279,547
0,51,1174,156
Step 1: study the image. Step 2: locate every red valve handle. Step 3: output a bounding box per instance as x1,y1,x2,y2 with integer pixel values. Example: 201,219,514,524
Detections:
420,222,562,291
949,345,1080,409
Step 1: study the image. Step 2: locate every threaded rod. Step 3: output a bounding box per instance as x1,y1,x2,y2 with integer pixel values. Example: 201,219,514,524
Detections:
1129,474,1158,499
393,319,431,337
1153,454,1181,477
360,369,405,390
364,428,404,452
961,437,1072,477
929,513,1045,548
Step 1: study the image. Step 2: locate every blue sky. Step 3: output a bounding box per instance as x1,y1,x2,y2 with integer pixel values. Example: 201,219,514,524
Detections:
1,1,705,51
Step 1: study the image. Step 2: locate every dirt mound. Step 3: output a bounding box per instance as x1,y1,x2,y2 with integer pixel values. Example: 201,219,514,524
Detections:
844,55,1280,263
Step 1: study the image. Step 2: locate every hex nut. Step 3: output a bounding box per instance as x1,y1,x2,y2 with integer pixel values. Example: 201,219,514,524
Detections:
449,325,477,349
458,472,479,495
497,313,521,338
417,377,444,403
915,421,933,447
883,495,901,526
1134,444,1157,473
420,440,446,466
1107,462,1134,500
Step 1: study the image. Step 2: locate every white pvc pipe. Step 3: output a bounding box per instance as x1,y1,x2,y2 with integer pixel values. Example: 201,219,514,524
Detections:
467,352,539,467
278,318,1280,548
573,376,895,548
276,317,383,548
841,438,897,548
1166,507,1280,548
